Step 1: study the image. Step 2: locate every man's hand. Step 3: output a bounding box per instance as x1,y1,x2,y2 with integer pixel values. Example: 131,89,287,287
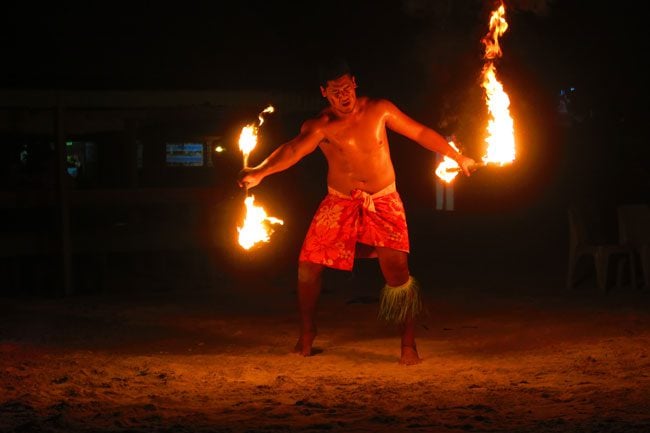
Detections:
442,136,477,177
457,155,477,177
237,167,264,189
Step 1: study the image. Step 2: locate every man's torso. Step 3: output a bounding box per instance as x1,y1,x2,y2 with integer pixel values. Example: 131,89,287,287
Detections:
313,97,397,195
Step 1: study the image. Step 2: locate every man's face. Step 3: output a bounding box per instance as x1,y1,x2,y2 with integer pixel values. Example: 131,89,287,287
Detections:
320,74,357,114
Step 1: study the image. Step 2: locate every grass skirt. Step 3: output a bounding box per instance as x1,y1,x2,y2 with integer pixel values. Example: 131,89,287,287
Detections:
378,276,422,323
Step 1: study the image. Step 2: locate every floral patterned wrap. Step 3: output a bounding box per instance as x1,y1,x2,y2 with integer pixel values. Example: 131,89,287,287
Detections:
298,183,410,270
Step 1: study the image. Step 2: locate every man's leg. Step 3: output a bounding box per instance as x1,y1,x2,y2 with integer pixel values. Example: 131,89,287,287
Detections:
376,247,421,365
294,260,324,356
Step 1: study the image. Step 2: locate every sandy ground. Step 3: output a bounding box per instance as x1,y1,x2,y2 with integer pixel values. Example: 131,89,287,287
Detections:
1,256,650,433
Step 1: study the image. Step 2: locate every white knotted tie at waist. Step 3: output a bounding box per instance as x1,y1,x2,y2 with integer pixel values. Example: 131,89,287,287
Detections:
327,183,397,213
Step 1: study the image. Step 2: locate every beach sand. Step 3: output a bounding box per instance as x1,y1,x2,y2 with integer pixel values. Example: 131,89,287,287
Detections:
2,248,649,433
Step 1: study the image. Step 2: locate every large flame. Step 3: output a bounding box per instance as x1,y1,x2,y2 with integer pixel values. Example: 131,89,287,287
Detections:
237,195,284,250
434,141,462,183
480,2,515,166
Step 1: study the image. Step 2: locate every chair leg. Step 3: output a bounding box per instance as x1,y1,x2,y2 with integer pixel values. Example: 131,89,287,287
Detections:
629,252,637,289
12,257,22,291
615,253,636,289
641,247,649,289
616,259,625,289
595,250,608,292
566,255,575,289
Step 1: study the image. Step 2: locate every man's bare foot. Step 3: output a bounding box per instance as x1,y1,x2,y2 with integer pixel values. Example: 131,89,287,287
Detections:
399,344,421,365
293,329,317,356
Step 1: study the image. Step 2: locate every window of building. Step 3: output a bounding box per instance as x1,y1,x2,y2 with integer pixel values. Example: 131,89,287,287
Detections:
165,143,204,167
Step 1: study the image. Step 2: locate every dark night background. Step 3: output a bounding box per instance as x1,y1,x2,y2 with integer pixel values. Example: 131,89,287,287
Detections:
3,0,647,193
2,3,650,432
0,0,648,291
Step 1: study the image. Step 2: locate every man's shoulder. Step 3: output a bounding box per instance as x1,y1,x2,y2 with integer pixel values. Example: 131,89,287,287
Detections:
361,97,395,111
366,97,394,107
300,112,330,132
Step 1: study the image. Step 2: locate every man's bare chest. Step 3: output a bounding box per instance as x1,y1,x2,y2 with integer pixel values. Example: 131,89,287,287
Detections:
323,115,385,148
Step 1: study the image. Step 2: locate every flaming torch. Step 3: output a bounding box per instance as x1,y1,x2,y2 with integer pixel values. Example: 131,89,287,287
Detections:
237,105,284,250
435,1,515,182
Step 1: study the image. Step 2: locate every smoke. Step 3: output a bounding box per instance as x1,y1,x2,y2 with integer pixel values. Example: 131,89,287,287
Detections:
401,0,555,19
506,0,554,16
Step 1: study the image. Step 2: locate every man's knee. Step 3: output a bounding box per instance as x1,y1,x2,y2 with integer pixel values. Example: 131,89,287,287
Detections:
298,261,323,284
378,251,410,285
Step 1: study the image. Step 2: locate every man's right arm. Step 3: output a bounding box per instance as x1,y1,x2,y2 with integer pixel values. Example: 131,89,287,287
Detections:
238,120,324,189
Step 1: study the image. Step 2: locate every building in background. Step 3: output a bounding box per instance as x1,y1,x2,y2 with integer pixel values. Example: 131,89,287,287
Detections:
0,89,320,295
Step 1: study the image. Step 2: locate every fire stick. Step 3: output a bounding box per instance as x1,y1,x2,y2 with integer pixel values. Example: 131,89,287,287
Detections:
445,162,487,173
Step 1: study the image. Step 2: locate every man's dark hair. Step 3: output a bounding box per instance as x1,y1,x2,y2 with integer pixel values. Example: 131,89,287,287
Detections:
318,57,352,87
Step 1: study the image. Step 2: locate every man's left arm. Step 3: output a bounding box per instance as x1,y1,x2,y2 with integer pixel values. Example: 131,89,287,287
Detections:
383,100,475,176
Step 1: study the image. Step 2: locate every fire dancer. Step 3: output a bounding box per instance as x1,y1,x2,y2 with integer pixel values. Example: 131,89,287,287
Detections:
238,59,476,365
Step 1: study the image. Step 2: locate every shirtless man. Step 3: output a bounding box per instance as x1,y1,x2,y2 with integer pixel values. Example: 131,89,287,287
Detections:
238,59,475,365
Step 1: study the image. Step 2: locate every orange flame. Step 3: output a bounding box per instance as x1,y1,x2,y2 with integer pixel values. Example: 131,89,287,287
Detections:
434,141,461,183
238,105,274,168
480,2,515,166
482,3,508,60
258,105,274,126
237,195,284,250
238,124,257,168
